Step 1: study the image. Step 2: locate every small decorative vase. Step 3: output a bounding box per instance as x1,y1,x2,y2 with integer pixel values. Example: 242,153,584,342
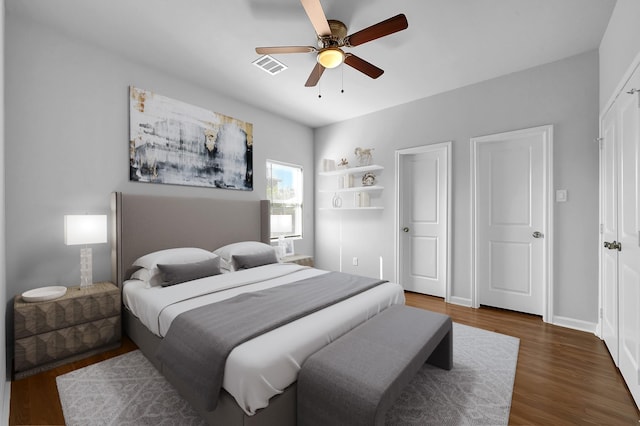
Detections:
332,194,342,208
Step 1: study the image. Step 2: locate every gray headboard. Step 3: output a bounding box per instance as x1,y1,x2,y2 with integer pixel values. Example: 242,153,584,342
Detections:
111,192,270,288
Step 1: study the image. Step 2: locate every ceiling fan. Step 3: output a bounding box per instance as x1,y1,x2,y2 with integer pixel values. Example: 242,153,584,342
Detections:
255,0,408,87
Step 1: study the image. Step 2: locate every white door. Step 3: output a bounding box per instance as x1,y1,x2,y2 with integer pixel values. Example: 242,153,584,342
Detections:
397,143,450,297
617,75,640,407
600,105,619,363
472,126,550,316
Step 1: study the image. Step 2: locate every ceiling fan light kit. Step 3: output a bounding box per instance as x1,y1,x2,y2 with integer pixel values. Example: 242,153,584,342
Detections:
317,47,344,69
255,0,408,87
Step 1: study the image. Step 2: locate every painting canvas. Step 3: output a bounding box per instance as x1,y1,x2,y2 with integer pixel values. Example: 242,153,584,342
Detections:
129,86,253,190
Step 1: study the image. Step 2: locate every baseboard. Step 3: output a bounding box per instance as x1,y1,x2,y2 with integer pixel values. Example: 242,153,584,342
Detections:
447,296,472,307
1,379,9,426
445,297,598,335
552,315,598,335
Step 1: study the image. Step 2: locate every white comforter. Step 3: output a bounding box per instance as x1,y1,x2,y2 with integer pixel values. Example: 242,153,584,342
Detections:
123,263,405,415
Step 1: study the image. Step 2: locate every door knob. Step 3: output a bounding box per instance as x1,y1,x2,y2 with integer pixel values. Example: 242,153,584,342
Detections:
532,231,544,239
403,227,409,233
604,241,622,251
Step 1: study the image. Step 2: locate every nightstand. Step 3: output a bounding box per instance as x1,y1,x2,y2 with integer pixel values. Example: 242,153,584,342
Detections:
281,254,314,267
13,281,121,379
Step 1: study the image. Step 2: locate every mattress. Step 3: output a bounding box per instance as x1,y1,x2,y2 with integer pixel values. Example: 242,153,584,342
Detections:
122,263,405,415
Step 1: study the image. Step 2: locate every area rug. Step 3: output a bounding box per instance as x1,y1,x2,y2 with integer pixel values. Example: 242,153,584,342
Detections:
385,323,519,425
57,323,519,426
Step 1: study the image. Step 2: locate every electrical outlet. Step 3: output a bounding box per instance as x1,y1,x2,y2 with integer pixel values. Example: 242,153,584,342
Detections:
352,257,358,266
556,189,567,202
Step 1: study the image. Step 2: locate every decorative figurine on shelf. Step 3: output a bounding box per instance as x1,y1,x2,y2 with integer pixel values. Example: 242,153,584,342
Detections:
337,158,349,169
354,147,374,166
362,172,376,186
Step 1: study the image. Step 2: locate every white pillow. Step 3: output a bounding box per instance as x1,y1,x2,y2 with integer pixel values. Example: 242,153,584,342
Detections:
213,241,277,272
130,267,163,288
132,247,217,287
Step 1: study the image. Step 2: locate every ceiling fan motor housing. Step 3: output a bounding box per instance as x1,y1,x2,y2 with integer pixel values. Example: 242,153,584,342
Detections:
318,19,348,48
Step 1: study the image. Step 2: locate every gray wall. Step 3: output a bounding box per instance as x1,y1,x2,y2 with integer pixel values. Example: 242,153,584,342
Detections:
599,0,640,111
4,15,314,307
314,50,600,329
1,0,7,416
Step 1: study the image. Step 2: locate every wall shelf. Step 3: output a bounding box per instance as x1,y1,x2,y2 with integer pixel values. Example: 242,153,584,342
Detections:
318,185,383,194
318,164,384,210
318,207,384,211
318,165,383,177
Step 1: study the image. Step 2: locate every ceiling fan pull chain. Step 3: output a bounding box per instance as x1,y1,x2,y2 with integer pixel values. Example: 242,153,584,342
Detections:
341,63,345,94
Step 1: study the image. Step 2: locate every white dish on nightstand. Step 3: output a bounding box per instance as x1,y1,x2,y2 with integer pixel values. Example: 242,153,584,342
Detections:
22,286,67,303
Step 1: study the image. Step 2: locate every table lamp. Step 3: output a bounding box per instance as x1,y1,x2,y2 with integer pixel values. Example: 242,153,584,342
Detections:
64,214,107,287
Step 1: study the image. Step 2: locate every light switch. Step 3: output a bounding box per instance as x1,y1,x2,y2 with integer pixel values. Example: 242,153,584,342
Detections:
556,190,567,202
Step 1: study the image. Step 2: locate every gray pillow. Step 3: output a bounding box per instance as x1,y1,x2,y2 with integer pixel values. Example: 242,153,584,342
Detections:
232,250,278,270
157,257,221,287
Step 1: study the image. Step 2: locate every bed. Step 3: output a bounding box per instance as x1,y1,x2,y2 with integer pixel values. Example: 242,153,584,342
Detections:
111,192,405,425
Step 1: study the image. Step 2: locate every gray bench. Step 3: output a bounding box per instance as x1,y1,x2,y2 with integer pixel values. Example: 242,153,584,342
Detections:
297,304,452,426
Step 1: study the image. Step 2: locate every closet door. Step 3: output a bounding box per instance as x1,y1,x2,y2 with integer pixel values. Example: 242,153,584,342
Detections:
601,68,640,408
617,74,640,408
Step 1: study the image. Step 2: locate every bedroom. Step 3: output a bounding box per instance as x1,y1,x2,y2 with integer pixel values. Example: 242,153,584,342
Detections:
1,0,640,424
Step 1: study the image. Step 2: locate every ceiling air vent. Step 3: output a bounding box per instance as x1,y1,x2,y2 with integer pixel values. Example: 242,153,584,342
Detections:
252,55,288,75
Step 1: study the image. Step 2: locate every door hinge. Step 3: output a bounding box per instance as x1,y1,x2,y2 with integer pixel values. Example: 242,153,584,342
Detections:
630,88,640,108
600,223,603,234
599,307,603,319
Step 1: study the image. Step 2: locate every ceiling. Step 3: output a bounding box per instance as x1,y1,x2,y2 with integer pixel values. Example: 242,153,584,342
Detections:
6,0,616,128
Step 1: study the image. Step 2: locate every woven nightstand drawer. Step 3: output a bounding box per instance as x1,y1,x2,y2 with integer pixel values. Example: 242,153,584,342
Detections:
13,282,121,378
15,282,120,339
281,254,314,267
14,315,121,372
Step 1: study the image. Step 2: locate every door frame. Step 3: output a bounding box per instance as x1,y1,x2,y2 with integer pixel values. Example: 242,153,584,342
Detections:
470,125,553,322
394,141,452,301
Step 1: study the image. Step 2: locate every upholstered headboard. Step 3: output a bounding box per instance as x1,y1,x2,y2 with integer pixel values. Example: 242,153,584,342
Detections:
111,192,270,288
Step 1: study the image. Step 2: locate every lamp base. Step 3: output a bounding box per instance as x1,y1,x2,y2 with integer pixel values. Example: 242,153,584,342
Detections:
80,247,93,287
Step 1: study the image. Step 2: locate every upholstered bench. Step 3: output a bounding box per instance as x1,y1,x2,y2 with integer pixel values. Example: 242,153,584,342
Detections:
297,304,452,426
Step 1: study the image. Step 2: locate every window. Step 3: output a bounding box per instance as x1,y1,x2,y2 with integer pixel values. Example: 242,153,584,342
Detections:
266,160,303,240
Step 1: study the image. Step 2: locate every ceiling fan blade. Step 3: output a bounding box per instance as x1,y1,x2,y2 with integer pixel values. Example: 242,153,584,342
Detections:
300,0,331,37
305,63,326,87
256,46,316,55
344,54,384,79
345,14,408,47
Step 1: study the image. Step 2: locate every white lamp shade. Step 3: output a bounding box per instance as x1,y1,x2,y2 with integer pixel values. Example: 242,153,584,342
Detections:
64,215,108,245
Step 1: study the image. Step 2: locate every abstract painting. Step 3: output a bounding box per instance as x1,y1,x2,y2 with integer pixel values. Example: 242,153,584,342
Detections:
129,86,253,190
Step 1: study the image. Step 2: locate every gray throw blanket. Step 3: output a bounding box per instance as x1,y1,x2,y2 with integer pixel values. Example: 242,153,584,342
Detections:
155,271,386,412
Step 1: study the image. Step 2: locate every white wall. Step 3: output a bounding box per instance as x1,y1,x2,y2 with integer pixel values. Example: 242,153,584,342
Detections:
599,0,640,111
4,16,314,323
315,50,600,328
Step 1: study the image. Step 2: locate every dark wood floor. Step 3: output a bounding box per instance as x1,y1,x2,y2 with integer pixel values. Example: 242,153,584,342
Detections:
9,337,138,426
9,293,640,425
405,292,639,425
